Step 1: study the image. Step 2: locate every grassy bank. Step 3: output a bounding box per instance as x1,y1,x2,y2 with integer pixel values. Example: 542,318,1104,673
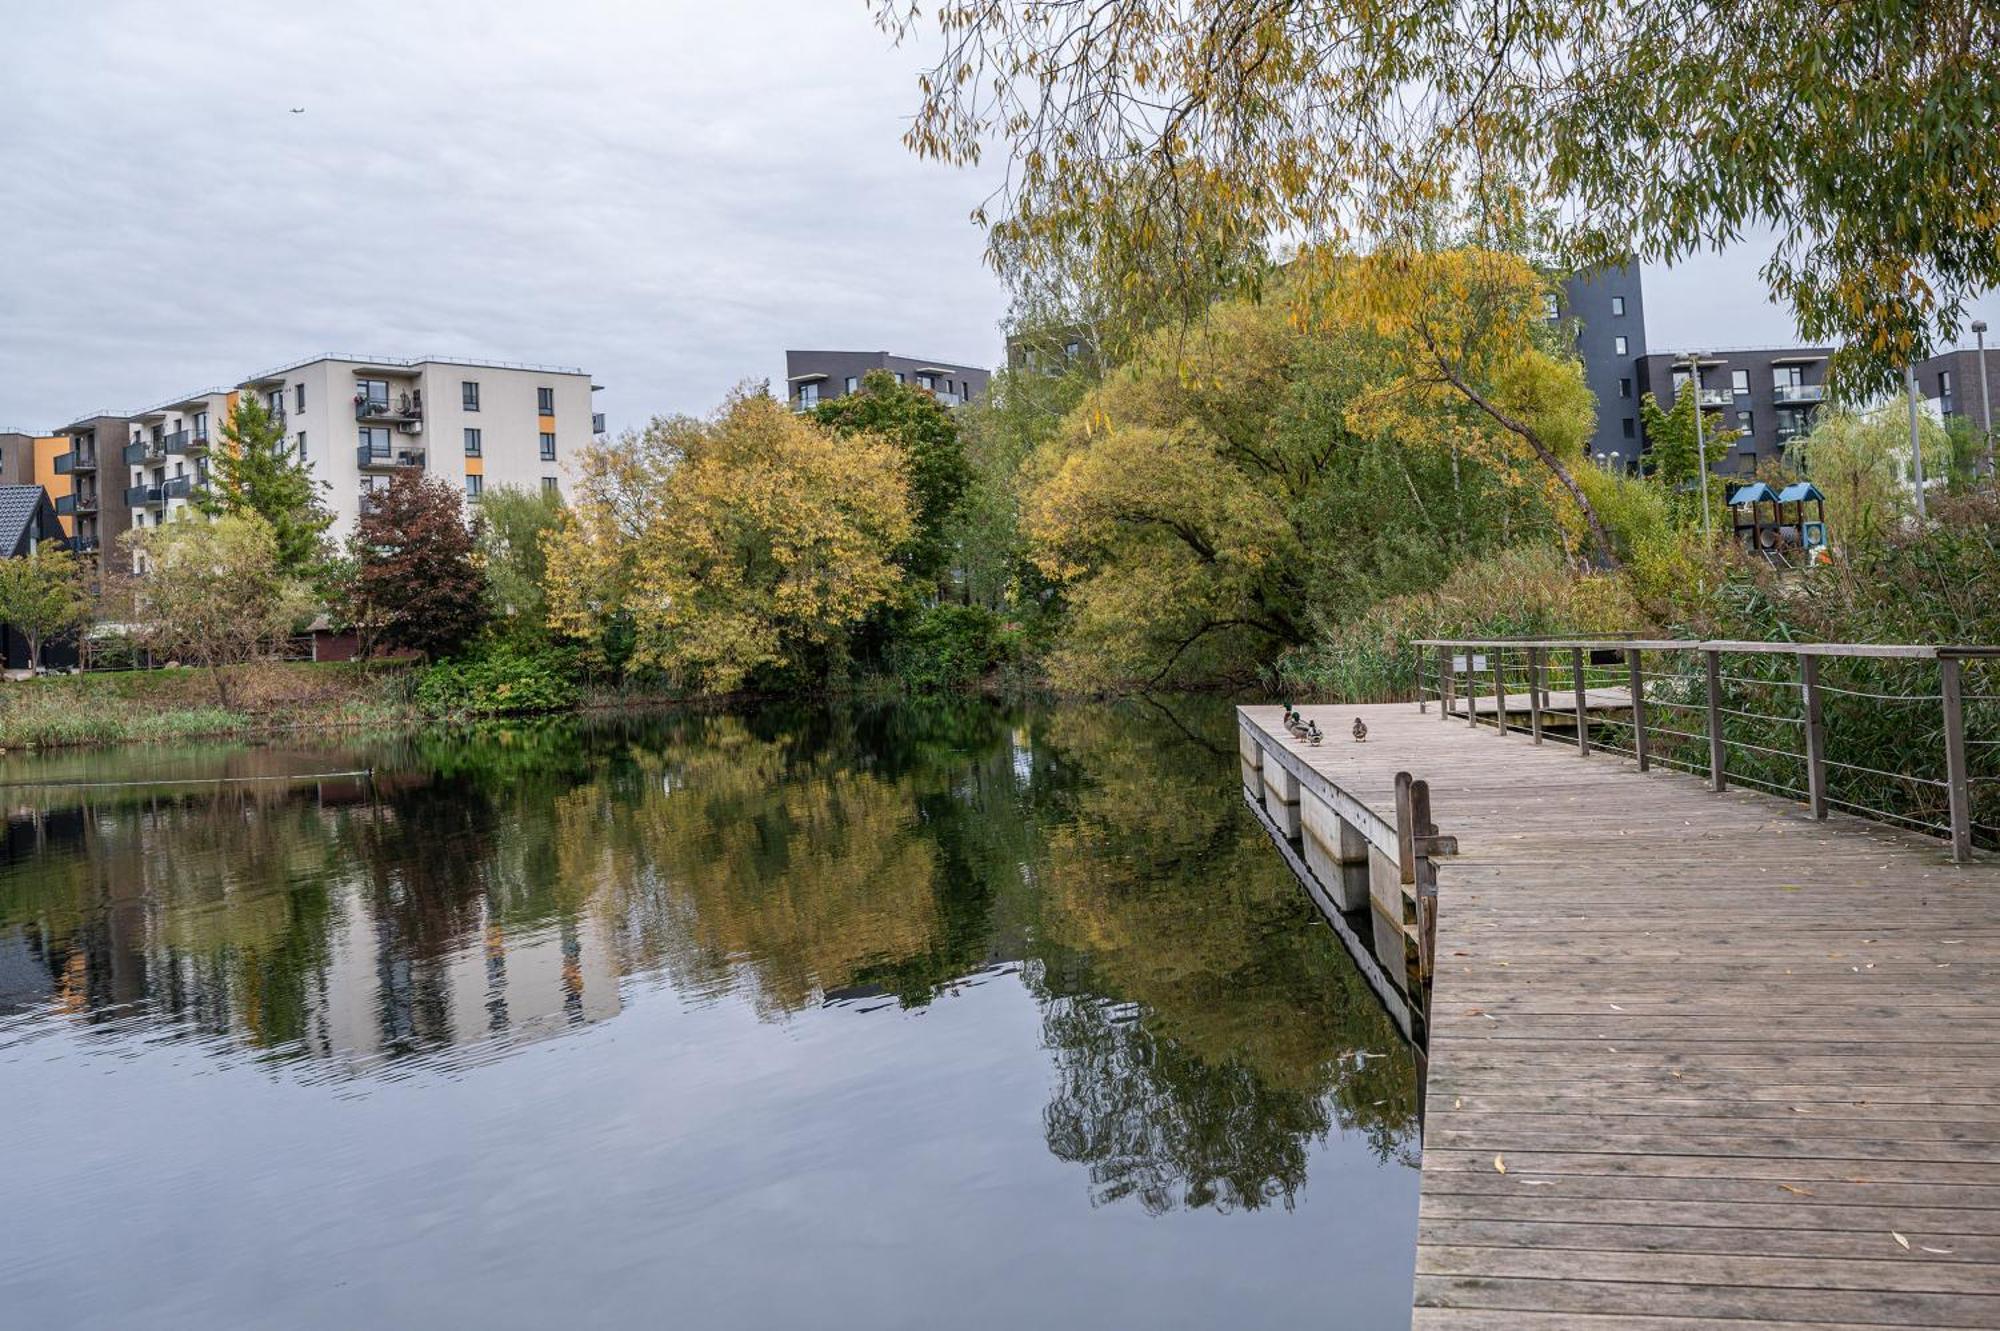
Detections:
0,661,432,750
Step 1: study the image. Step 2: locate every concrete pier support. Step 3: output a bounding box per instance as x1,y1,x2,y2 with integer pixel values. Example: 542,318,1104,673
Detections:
1260,759,1301,839
1301,792,1370,912
1238,728,1264,801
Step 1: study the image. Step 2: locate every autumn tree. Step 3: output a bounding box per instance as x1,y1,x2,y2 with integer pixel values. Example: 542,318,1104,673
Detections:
1789,405,1943,553
1329,248,1609,564
544,389,914,692
812,370,969,597
344,473,487,660
193,394,334,576
879,0,2000,391
1020,281,1553,688
121,514,307,707
477,484,566,644
0,545,93,671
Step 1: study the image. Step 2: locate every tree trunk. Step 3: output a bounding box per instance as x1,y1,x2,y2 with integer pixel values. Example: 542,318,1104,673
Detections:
1423,333,1622,569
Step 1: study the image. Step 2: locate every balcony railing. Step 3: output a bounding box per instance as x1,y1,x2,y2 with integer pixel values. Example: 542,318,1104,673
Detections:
125,483,162,507
162,475,193,500
124,439,166,466
356,444,426,470
55,492,99,516
72,534,100,554
354,391,424,423
1693,388,1734,407
1774,384,1826,405
161,428,192,454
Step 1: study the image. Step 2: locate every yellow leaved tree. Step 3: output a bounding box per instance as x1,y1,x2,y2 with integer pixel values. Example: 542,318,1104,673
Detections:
1317,248,1611,565
543,389,914,692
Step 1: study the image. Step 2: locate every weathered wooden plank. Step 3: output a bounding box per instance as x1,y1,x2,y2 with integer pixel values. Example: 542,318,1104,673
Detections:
1238,698,2000,1328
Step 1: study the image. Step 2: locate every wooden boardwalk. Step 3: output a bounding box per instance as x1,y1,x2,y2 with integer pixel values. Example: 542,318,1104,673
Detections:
1239,702,2000,1330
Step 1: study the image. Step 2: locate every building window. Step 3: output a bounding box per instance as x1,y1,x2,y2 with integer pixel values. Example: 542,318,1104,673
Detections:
1618,377,1632,399
464,427,482,457
1611,295,1626,317
1621,417,1635,439
359,425,391,458
1613,336,1628,356
894,371,905,383
1732,369,1750,396
541,476,559,495
537,386,554,415
1775,365,1806,388
1740,411,1754,435
465,474,483,500
798,383,820,409
357,378,389,409
463,381,480,411
539,432,556,461
844,376,859,393
297,432,306,461
1543,293,1560,320
193,411,209,440
295,382,306,412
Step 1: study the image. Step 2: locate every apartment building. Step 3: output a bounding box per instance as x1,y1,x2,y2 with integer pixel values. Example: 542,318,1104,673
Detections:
783,350,990,412
1635,347,1836,474
49,414,134,568
118,356,600,540
1915,345,2000,441
1553,264,1650,464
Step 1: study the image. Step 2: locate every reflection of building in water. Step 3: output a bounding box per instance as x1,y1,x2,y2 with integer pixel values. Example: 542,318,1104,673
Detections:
305,897,621,1073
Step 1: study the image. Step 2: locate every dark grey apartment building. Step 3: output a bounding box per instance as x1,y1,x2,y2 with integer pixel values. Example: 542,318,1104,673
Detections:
1554,264,1650,464
1634,348,1835,475
51,413,135,575
784,351,991,412
1915,346,2000,440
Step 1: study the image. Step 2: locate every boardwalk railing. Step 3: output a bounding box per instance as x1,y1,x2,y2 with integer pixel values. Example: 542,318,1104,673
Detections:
1414,637,2000,860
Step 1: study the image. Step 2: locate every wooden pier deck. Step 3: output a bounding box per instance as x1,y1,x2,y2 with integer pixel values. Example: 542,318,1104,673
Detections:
1239,701,2000,1329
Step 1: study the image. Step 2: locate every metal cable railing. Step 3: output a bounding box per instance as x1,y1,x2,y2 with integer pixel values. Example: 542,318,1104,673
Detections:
1413,637,2000,861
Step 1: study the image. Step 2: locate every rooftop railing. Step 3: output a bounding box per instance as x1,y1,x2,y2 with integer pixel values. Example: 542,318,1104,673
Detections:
1414,637,2000,862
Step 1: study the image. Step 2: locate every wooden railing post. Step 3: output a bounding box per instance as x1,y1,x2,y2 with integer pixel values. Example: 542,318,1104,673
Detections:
1467,648,1480,730
1528,646,1544,744
1440,644,1454,723
1491,644,1507,737
1573,646,1590,756
1705,649,1725,792
1941,656,1972,862
1801,654,1827,820
1628,647,1649,771
1418,643,1429,714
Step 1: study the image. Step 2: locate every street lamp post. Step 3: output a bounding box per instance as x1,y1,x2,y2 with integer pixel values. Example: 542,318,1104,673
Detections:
1907,361,1929,520
1974,319,1993,479
1686,354,1713,538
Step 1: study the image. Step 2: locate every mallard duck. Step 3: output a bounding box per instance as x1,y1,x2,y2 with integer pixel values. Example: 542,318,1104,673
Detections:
1352,716,1368,743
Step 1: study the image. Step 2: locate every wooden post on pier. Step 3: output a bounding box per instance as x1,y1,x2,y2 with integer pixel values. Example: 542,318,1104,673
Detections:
1490,645,1507,737
1627,648,1649,771
1801,654,1827,819
1572,647,1589,756
1528,647,1544,744
1704,649,1725,792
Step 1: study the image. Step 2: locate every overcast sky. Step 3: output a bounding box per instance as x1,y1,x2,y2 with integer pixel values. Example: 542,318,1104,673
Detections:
4,1,1994,434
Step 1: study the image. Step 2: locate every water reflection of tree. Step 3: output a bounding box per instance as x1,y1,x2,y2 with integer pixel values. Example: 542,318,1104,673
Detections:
1028,701,1422,1210
0,698,1423,1209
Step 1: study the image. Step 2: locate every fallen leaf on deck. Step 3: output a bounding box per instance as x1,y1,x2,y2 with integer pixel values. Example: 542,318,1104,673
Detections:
1609,1003,1625,1011
1493,1155,1507,1174
1893,1232,1910,1250
1520,1180,1556,1187
1777,1184,1813,1196
1921,1245,1955,1255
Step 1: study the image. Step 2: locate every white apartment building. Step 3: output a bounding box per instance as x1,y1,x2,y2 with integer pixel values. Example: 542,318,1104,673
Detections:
125,355,603,539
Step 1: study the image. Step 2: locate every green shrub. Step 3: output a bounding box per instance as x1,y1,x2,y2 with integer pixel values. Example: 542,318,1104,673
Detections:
414,644,581,717
886,604,1010,690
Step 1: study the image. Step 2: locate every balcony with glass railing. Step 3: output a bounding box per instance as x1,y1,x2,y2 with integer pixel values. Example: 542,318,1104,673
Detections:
125,483,163,508
124,438,167,466
356,443,427,470
1773,384,1826,405
354,390,424,423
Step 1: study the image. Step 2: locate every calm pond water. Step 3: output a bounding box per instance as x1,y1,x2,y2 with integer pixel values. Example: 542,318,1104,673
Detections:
0,698,1420,1330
